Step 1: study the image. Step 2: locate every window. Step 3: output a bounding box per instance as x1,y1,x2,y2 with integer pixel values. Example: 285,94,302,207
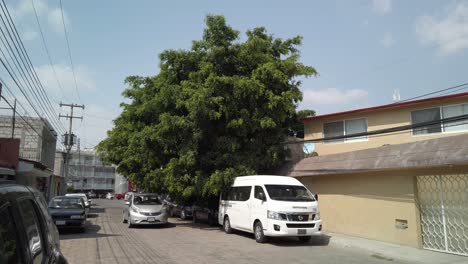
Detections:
345,118,368,142
411,108,442,135
411,104,468,135
323,121,344,143
0,207,21,264
18,200,45,264
226,186,252,201
324,118,367,143
254,186,266,200
442,104,468,132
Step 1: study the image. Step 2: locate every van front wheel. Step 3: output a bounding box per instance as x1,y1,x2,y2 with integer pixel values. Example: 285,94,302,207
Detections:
223,216,233,234
254,222,267,243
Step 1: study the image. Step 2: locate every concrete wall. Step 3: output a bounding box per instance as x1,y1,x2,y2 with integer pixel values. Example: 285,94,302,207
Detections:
298,165,468,248
298,170,422,248
0,116,57,169
304,96,468,156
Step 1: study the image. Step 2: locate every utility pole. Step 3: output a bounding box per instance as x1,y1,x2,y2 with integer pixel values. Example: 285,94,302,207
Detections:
59,102,84,194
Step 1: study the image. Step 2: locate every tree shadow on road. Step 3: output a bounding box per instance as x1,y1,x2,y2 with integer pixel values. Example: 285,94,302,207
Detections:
169,218,222,231
59,224,120,240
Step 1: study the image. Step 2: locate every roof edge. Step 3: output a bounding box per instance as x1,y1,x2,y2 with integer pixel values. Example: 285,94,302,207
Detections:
302,91,468,121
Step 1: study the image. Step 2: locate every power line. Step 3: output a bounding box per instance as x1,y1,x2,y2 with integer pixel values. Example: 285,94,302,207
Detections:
0,0,67,135
395,82,468,104
30,0,68,101
59,0,81,103
286,113,468,144
0,0,65,129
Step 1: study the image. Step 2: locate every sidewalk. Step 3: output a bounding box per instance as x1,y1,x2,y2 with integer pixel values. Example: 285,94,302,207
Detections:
326,232,467,264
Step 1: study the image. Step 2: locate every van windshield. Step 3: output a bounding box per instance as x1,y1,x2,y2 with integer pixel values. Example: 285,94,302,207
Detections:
264,185,315,202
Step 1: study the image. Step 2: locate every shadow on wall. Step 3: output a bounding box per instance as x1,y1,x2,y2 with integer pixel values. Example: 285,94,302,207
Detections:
299,171,416,203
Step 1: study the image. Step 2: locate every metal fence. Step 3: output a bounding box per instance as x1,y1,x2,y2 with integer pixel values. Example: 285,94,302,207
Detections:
417,174,468,256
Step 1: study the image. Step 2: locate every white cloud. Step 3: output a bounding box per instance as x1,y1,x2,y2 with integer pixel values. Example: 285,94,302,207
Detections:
9,0,70,41
415,2,468,55
381,32,395,47
372,0,392,15
35,64,96,101
47,8,69,33
301,88,369,106
21,29,39,41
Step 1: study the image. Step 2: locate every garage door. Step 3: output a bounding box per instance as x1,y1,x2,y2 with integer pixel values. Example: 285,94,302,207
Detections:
417,175,468,256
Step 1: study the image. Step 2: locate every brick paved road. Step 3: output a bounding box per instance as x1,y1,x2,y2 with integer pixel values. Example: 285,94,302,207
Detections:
58,199,458,264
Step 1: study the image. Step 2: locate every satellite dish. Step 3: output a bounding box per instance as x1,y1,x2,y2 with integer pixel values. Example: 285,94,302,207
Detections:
303,143,315,154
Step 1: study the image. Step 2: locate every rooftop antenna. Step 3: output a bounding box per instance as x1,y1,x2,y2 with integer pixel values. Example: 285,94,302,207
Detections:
392,89,401,102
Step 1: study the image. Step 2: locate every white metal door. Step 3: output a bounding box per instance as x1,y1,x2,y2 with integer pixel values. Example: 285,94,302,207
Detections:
417,174,468,256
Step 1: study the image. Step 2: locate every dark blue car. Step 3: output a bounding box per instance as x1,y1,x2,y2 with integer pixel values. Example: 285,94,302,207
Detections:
48,196,87,232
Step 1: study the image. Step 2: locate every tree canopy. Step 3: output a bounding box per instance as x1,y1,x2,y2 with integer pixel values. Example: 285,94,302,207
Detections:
98,15,317,201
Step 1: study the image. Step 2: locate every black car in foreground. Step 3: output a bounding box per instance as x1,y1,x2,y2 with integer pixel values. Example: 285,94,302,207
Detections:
0,181,68,264
48,196,87,232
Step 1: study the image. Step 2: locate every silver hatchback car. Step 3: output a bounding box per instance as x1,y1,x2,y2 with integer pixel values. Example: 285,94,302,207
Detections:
122,193,169,227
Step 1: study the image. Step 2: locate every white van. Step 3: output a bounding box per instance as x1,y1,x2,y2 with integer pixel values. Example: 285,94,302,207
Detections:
219,175,322,243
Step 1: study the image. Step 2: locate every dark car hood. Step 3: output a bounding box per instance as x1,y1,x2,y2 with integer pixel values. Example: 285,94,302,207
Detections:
48,208,85,216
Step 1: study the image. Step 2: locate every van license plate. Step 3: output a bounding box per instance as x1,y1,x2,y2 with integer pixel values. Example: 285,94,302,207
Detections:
147,217,155,222
297,229,307,235
56,221,66,225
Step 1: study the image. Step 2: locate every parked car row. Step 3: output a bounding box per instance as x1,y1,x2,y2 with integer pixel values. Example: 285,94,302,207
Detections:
120,176,322,244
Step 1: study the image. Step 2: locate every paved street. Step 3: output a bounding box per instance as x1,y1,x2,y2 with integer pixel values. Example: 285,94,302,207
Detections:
59,199,465,264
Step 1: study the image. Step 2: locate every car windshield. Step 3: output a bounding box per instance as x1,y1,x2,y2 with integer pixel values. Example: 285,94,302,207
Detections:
133,195,162,205
264,185,315,202
49,198,83,209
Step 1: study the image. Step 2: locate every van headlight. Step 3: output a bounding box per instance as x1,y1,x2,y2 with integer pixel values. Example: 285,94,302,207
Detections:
312,212,320,220
267,211,286,220
131,207,141,214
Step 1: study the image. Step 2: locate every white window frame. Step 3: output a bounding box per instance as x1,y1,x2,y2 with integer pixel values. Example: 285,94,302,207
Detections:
411,103,468,137
322,117,369,144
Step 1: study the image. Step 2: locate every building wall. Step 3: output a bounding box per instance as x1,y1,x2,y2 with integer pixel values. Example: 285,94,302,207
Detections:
0,116,57,169
63,150,116,191
298,170,422,248
304,96,468,156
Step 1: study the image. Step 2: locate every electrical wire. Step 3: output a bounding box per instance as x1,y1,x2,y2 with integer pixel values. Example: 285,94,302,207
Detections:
0,0,66,130
59,0,82,103
30,0,68,102
0,0,67,135
285,113,468,144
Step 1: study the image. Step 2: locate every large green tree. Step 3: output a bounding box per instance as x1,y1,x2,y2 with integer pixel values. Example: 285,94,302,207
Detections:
98,15,317,201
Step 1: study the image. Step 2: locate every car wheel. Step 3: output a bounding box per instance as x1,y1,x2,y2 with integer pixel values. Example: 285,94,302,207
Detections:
223,216,233,234
128,214,134,228
122,213,127,223
298,236,312,243
180,210,186,220
254,221,267,243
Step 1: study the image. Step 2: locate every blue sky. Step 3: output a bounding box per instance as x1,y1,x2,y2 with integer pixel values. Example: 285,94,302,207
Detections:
2,0,468,148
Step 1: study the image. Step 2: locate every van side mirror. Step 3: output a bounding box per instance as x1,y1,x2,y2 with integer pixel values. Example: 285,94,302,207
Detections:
259,192,266,201
125,201,130,206
314,194,318,201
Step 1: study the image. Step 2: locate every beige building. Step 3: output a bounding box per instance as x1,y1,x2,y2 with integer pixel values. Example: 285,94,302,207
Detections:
291,92,468,256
